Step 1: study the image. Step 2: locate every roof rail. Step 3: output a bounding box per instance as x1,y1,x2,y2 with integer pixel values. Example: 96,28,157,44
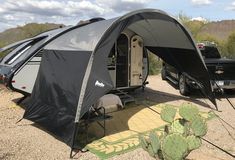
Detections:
77,17,105,26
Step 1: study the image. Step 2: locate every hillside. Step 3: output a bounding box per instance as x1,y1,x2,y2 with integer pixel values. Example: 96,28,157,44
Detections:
0,23,64,48
0,20,234,73
1,20,234,47
198,20,235,40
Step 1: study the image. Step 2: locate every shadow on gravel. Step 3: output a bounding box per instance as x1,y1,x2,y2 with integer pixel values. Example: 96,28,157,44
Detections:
165,80,235,100
9,84,233,153
132,88,215,110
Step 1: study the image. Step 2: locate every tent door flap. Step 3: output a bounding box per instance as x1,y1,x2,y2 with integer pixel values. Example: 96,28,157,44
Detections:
130,35,143,86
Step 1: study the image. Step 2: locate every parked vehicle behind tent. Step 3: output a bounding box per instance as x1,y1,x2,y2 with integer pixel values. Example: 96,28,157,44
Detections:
161,41,235,95
18,8,217,153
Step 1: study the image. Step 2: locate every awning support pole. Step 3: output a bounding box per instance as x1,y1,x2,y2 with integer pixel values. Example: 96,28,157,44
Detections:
70,122,79,158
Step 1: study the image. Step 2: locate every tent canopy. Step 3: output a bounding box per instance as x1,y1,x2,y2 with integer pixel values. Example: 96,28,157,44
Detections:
24,9,216,146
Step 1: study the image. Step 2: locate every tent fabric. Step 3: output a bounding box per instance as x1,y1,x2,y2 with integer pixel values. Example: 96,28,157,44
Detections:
24,49,91,143
45,18,118,51
77,10,215,120
23,9,216,146
147,47,215,103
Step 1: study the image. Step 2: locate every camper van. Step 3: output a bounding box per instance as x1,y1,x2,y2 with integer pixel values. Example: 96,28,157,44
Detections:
6,31,148,95
0,26,71,95
0,22,148,96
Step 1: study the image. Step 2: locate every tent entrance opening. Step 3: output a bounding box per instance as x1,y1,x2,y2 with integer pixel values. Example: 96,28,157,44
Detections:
108,32,146,90
116,34,129,88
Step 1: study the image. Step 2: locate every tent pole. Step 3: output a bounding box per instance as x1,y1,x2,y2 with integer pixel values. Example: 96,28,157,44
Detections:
70,122,79,158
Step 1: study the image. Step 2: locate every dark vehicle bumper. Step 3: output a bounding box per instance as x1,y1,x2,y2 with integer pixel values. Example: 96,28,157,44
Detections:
212,80,235,89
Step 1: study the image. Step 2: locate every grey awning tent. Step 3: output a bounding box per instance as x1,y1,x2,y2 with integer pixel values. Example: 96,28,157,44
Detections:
23,9,216,147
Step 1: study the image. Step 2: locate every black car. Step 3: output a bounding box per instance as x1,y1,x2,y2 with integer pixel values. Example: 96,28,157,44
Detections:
161,42,235,95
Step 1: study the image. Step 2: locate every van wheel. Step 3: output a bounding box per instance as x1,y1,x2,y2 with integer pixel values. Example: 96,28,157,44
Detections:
161,66,167,80
179,74,190,96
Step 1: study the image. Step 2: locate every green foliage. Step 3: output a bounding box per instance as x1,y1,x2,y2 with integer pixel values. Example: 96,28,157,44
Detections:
162,134,188,160
139,136,148,151
139,132,160,158
226,32,235,58
179,103,199,121
149,132,160,153
191,116,207,137
196,33,220,44
177,12,208,38
170,119,186,134
0,46,17,58
185,21,207,37
177,13,235,60
0,23,63,48
148,52,162,75
160,105,177,123
177,12,191,24
140,103,208,160
186,135,202,151
194,33,235,59
147,145,155,157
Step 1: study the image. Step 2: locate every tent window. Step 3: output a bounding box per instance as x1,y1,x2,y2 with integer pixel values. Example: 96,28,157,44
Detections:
201,46,221,59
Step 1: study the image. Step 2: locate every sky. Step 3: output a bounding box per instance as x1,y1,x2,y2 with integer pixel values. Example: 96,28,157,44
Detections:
0,0,235,32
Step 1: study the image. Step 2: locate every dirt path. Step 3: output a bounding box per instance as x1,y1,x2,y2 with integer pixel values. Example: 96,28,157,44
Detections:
0,75,235,160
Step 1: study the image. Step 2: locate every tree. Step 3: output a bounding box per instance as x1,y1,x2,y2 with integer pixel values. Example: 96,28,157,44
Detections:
177,11,191,24
195,33,230,58
148,52,162,75
226,32,235,58
184,21,206,37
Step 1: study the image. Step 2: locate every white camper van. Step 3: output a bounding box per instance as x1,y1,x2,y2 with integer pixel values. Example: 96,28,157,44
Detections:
9,31,148,95
0,21,149,96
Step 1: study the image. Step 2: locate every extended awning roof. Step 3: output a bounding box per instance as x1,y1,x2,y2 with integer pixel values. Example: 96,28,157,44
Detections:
23,9,216,147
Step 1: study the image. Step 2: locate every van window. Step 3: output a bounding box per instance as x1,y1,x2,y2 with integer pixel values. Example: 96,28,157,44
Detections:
200,46,221,59
5,45,32,64
4,37,45,65
0,46,18,62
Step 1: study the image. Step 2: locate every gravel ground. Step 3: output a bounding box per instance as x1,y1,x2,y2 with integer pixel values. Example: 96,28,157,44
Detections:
0,75,235,160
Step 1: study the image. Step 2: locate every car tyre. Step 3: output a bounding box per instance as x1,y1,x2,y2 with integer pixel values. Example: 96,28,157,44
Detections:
179,74,190,96
224,89,235,95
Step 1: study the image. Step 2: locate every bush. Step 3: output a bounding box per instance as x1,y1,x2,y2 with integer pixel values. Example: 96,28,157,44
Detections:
226,32,235,58
148,52,162,75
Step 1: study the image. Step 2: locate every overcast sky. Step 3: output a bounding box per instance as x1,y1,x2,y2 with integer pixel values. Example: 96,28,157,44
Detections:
0,0,235,32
